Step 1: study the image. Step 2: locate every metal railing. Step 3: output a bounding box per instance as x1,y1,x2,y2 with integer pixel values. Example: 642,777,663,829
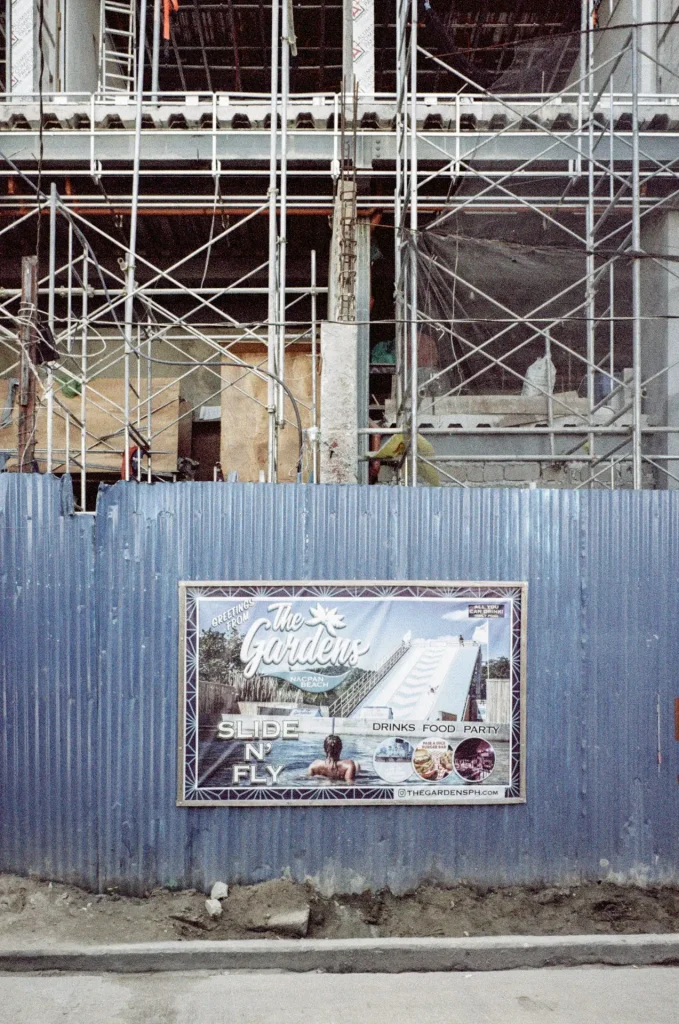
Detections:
328,641,410,718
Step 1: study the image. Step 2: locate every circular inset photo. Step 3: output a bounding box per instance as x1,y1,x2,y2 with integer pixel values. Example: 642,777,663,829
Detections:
453,738,496,783
412,739,454,782
373,736,415,783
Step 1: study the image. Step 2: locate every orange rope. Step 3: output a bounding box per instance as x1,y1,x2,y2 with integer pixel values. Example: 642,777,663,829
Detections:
163,0,179,41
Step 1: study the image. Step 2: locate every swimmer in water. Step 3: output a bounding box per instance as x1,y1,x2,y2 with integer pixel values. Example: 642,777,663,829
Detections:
308,734,359,783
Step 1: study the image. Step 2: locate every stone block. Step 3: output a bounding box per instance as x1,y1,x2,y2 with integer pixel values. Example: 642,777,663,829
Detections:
540,465,565,483
504,462,539,482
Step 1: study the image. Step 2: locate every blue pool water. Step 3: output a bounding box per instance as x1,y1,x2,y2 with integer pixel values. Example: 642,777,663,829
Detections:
198,729,510,789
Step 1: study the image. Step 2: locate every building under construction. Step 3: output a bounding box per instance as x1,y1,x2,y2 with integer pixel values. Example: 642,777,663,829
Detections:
2,1,679,504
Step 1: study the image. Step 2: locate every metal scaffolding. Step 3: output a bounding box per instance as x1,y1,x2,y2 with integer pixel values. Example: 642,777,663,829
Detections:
390,0,679,489
2,1,679,497
0,0,331,503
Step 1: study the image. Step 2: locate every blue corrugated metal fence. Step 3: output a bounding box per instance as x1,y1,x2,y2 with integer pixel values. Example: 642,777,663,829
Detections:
1,474,678,893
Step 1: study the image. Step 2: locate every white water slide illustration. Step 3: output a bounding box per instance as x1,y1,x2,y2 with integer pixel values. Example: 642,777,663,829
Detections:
351,639,481,721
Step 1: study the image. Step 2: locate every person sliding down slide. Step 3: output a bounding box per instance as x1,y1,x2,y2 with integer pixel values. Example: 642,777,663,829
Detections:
308,735,359,783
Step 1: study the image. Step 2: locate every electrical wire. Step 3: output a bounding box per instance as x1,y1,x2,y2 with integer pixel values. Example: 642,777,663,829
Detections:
200,175,223,290
0,146,126,337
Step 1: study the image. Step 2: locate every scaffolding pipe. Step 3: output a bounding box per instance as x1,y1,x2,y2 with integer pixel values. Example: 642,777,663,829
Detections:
310,248,318,482
65,218,73,475
394,0,405,423
278,0,290,431
409,0,418,487
152,0,161,102
147,316,153,482
267,0,280,481
47,182,57,473
586,5,596,486
124,0,149,483
631,0,643,488
80,252,88,509
609,46,616,489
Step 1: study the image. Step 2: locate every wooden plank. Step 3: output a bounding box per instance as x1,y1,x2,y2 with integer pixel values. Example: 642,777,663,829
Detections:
0,376,179,473
220,348,318,482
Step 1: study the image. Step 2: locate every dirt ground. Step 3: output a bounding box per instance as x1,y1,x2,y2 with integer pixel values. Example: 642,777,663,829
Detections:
0,873,677,948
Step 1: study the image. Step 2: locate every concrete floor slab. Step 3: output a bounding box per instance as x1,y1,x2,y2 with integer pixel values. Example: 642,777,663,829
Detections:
0,967,677,1024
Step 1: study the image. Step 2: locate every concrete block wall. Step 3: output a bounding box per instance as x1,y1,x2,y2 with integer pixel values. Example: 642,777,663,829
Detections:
429,461,656,489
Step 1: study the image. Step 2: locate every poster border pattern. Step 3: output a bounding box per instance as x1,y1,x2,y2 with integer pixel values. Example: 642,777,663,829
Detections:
177,580,527,807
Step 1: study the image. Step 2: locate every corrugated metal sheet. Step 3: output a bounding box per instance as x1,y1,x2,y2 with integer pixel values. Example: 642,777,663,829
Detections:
0,475,97,887
2,475,679,893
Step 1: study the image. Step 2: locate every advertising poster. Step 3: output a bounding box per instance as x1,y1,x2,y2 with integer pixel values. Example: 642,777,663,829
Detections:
178,582,526,806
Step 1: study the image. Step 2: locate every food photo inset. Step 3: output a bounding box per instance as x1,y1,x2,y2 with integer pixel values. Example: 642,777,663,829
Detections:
453,738,496,783
372,736,415,783
412,738,454,782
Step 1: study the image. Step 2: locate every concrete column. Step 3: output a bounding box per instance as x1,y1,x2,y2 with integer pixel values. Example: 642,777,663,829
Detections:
320,322,359,483
590,0,659,95
356,218,371,484
641,209,679,487
7,0,100,94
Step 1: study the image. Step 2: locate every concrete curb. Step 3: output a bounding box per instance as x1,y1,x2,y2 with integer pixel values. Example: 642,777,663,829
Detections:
0,934,678,974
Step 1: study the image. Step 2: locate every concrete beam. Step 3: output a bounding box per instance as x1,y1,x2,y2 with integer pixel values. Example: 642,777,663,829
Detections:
1,934,679,973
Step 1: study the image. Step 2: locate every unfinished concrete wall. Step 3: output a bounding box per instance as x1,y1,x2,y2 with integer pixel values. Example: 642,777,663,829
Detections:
64,0,100,93
590,0,665,95
400,460,655,489
641,209,679,488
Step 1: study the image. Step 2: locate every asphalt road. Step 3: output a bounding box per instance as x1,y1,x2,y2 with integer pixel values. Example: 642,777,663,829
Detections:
0,967,677,1023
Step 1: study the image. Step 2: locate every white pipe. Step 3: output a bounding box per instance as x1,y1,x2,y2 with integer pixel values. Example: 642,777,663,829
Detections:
394,0,404,421
278,0,289,431
80,251,88,509
65,219,73,477
632,0,642,488
47,182,57,473
409,0,418,487
586,7,596,485
267,0,280,481
147,315,152,482
151,0,161,102
123,0,148,482
310,248,318,482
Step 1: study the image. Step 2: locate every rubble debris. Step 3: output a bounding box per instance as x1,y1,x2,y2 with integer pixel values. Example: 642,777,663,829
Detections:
205,898,223,920
210,882,229,901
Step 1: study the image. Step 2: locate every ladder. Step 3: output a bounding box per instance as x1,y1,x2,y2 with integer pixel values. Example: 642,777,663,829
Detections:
99,0,137,95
